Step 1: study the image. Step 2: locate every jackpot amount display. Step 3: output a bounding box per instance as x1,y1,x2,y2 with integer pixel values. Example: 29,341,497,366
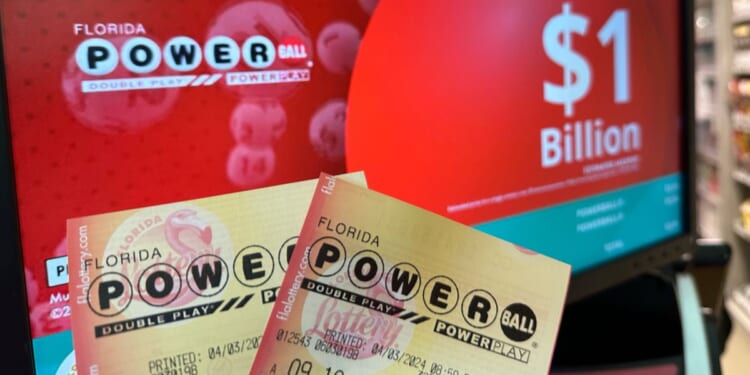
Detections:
346,0,683,274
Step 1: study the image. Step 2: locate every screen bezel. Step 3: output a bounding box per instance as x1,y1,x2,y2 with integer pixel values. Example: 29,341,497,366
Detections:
0,0,696,372
0,25,36,372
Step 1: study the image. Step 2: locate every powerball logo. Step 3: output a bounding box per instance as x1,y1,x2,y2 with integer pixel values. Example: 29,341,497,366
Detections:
73,28,311,93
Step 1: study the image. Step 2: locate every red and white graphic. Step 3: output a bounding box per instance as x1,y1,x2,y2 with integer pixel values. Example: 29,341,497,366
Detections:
85,206,232,316
205,0,313,99
316,22,361,75
165,209,214,259
301,274,414,374
229,99,287,148
1,0,373,347
62,37,180,134
226,144,277,188
309,99,347,162
278,36,310,66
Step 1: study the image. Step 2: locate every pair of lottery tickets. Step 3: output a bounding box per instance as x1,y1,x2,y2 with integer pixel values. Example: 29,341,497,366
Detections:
68,172,570,375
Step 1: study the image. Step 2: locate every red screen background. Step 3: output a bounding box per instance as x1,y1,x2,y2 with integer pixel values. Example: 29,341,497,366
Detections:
2,0,372,337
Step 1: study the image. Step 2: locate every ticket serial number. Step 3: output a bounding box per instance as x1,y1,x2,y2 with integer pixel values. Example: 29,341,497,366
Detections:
312,338,360,360
151,365,198,375
275,328,313,347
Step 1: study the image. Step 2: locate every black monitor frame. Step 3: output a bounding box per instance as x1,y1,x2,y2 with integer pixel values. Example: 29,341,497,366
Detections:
0,29,35,373
0,0,696,372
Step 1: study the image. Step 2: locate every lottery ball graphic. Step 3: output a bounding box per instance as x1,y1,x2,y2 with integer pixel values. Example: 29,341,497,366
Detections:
316,22,361,75
206,0,313,99
226,144,276,188
230,99,287,147
309,99,346,162
61,37,180,135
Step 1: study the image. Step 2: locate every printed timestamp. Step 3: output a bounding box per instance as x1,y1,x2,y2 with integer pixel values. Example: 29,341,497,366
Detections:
207,336,262,359
418,361,471,375
370,343,429,372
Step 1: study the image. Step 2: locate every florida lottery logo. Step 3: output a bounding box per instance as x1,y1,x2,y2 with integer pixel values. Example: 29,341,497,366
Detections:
300,256,416,374
85,203,233,328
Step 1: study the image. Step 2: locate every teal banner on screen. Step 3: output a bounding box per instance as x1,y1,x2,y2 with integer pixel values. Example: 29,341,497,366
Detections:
32,330,75,375
476,174,683,273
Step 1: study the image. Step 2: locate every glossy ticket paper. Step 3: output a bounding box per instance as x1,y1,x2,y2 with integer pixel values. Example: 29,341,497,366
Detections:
250,174,571,375
67,172,366,375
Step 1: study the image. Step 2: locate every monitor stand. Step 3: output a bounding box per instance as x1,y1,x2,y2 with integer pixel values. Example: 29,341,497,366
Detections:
549,270,721,374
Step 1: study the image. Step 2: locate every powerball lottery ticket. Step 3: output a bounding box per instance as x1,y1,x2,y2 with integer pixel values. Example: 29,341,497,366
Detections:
250,174,571,375
67,172,366,375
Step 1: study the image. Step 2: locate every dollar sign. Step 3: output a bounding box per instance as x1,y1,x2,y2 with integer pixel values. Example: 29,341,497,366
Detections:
543,3,592,118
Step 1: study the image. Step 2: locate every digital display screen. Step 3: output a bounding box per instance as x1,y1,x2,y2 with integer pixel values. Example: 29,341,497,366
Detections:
347,0,684,275
0,0,687,374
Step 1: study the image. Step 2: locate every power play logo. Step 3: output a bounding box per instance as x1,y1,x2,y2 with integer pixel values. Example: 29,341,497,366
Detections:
72,24,311,93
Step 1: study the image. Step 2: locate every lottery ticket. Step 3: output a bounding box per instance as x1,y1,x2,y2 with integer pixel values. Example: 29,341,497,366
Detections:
250,174,571,375
67,172,366,375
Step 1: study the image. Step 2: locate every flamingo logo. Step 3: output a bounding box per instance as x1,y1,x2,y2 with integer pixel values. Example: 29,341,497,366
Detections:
91,204,233,318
